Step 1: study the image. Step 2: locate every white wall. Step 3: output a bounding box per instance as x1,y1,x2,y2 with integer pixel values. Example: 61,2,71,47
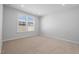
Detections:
0,4,3,53
3,6,40,41
41,8,79,44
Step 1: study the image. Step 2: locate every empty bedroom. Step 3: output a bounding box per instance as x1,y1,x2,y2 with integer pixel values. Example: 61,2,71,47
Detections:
0,4,79,54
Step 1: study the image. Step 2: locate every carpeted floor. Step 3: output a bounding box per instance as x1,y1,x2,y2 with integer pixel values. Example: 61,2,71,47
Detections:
2,36,79,54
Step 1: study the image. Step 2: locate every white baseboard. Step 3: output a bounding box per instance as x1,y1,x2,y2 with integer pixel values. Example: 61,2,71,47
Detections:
3,34,79,45
53,36,79,45
42,34,79,45
3,34,38,42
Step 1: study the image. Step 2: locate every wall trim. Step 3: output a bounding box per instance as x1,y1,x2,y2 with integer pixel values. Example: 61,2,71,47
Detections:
3,34,79,45
53,36,79,45
41,34,79,45
3,34,38,42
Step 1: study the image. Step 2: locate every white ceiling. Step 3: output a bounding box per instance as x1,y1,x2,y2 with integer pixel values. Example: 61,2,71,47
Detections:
5,4,79,16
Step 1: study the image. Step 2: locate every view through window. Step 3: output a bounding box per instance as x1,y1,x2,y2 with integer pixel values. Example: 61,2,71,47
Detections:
17,16,35,32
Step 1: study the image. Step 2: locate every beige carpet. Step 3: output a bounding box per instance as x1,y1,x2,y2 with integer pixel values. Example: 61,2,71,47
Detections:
2,36,79,54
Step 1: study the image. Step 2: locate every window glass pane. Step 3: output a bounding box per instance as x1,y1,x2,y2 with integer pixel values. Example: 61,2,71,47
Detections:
28,16,33,22
17,15,35,32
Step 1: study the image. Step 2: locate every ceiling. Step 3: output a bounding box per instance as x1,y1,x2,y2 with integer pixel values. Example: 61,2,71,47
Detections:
5,4,79,16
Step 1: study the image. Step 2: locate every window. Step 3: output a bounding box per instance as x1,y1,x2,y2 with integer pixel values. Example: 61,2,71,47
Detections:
17,15,35,32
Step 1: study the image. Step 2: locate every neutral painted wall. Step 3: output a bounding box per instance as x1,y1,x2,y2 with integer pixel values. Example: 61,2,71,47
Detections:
3,6,40,41
0,4,3,53
41,7,79,43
